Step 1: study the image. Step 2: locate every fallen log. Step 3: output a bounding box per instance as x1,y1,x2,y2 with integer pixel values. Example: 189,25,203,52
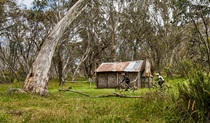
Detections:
58,89,144,98
95,93,144,98
9,110,23,115
58,89,70,91
59,89,90,97
113,92,144,98
95,94,117,98
7,88,26,94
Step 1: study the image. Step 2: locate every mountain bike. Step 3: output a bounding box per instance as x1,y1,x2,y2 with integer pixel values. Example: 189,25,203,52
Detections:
149,81,170,92
115,80,138,93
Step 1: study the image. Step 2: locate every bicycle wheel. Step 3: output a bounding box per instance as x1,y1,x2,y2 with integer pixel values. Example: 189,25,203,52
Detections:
149,84,158,91
162,84,169,92
115,84,124,93
130,87,136,93
115,85,120,92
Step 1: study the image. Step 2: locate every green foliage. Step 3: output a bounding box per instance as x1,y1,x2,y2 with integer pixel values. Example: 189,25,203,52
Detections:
32,0,48,11
176,71,210,122
1,70,24,83
16,69,26,81
2,76,208,122
132,92,178,123
2,70,13,83
177,60,193,77
0,79,178,123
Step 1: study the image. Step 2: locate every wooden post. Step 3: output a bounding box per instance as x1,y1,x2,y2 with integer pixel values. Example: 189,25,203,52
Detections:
117,72,119,86
138,72,141,87
89,78,92,88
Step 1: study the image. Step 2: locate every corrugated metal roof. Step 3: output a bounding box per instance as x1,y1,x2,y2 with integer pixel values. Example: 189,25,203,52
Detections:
95,60,143,72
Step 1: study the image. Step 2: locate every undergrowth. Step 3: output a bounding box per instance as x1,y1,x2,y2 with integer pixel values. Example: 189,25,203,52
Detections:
175,71,210,123
0,77,199,123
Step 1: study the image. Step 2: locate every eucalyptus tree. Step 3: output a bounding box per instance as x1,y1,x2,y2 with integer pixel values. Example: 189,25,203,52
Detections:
118,0,152,61
95,0,123,62
26,0,90,88
139,0,188,75
33,0,82,86
172,0,210,73
68,0,117,81
0,0,26,82
0,0,59,83
22,0,91,96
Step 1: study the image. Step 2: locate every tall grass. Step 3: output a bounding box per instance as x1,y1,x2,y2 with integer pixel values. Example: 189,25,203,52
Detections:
175,71,210,123
0,79,178,123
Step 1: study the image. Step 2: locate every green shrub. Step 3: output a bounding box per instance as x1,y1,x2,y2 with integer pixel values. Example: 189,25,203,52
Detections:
177,60,193,78
176,71,210,122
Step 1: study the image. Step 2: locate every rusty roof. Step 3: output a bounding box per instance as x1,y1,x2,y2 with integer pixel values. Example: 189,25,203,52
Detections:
95,60,143,72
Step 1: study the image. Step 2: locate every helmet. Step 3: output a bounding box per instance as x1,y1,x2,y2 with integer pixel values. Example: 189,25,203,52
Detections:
156,73,160,76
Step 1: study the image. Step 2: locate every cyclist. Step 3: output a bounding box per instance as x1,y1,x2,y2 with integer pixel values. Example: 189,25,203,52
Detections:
121,73,130,91
156,73,164,88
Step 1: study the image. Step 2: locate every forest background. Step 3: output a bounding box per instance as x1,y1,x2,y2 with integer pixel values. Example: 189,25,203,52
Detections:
0,0,209,83
0,0,209,122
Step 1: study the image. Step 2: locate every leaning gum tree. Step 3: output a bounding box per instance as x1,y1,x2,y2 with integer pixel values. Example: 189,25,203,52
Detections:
22,0,91,96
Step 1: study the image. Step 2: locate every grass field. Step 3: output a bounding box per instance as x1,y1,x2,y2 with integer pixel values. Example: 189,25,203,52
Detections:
0,78,185,123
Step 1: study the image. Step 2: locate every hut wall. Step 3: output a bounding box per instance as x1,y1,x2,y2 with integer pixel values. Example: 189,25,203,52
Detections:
127,72,138,87
107,73,117,88
97,73,108,88
97,72,118,88
96,72,153,88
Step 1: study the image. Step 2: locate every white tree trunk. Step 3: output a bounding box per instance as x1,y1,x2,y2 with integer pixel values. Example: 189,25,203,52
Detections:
72,47,90,81
22,0,90,96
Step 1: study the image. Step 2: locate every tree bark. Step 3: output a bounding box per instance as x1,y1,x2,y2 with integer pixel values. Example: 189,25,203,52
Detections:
72,47,90,81
22,0,90,96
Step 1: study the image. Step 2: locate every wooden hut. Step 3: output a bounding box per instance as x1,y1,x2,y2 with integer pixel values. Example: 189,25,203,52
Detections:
95,59,153,88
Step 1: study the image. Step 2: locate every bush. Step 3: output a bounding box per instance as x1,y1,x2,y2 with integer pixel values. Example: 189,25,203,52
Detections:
176,71,210,122
177,60,193,78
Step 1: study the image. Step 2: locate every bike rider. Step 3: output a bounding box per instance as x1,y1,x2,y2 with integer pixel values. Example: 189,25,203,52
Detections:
156,73,164,88
121,73,130,91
